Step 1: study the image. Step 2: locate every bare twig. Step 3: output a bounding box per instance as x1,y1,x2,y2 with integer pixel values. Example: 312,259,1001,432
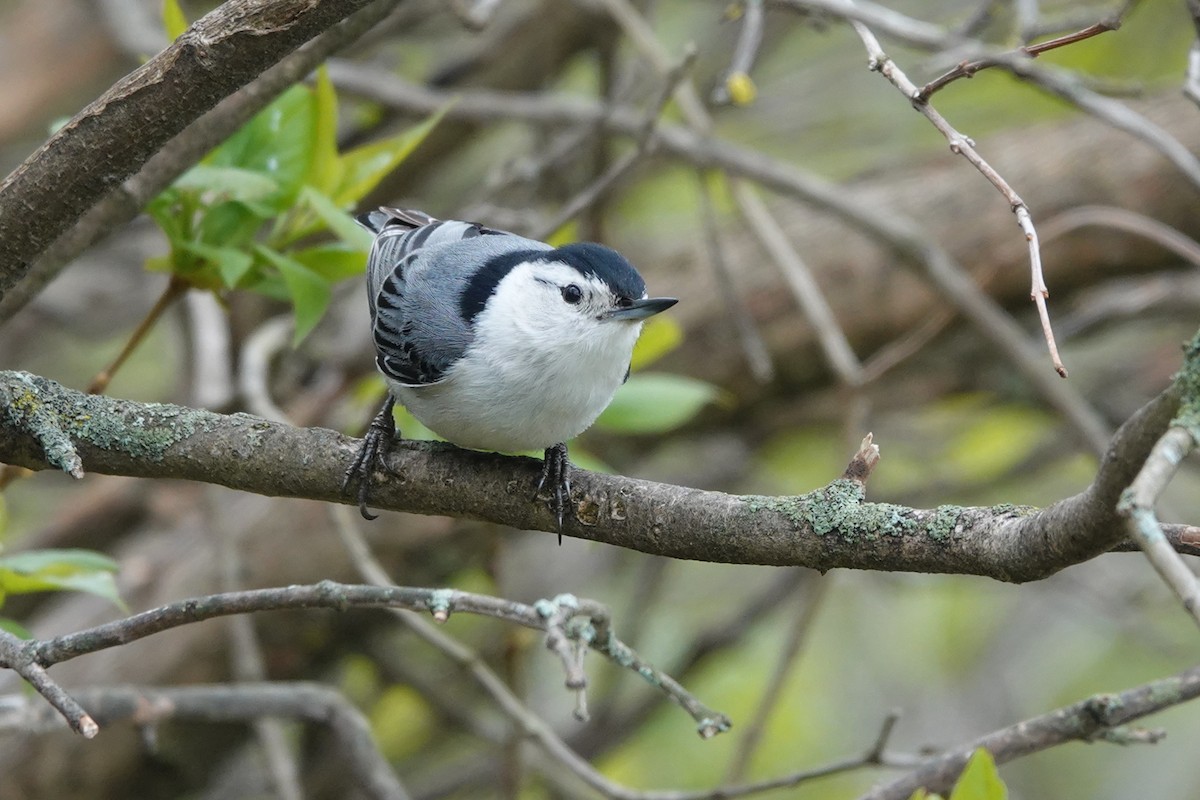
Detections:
850,19,1067,377
769,0,950,48
1041,205,1200,269
918,20,1122,100
1117,426,1200,628
0,629,97,738
88,275,189,395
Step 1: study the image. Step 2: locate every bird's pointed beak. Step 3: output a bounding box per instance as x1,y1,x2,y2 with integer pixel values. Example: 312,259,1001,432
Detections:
606,296,678,321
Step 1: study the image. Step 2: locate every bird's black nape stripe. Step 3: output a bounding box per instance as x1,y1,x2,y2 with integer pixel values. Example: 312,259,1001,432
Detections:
459,249,545,322
553,242,646,301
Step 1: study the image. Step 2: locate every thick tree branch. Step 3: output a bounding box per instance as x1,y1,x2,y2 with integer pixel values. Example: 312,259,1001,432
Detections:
1,370,1193,582
0,0,380,300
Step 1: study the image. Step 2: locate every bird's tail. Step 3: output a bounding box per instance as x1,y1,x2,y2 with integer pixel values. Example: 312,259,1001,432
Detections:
355,207,439,234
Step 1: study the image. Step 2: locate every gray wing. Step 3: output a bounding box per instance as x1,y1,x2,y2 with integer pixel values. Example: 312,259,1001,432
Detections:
358,208,549,387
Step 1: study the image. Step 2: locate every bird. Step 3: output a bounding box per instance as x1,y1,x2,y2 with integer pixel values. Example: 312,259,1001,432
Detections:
342,207,678,539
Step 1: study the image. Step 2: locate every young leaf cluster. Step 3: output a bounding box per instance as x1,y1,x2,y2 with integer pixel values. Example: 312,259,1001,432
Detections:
145,63,442,343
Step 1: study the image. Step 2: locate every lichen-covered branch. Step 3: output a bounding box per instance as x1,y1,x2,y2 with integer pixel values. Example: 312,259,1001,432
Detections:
2,369,1195,582
0,580,725,739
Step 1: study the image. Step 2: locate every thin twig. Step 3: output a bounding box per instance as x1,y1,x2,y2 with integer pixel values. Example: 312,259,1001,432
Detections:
1117,426,1200,629
87,275,189,395
0,629,97,738
851,19,1067,377
769,0,950,49
918,20,1122,101
1040,205,1200,269
734,183,867,386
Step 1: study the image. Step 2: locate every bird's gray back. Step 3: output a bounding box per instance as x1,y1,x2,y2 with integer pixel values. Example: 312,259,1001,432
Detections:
366,217,550,386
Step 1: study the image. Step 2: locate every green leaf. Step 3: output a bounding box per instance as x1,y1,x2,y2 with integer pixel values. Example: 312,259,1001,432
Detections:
162,0,188,40
146,189,188,245
0,618,32,639
255,245,332,344
630,316,683,371
198,200,271,251
950,749,1007,800
299,186,373,248
177,240,255,287
174,164,281,205
309,66,343,195
333,104,451,206
290,243,367,282
594,373,724,434
0,549,125,611
208,85,316,205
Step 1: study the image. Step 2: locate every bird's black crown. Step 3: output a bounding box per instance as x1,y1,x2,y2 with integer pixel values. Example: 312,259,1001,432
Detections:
554,242,646,301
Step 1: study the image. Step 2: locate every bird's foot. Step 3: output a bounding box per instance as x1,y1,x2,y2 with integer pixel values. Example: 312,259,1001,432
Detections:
342,397,400,520
535,442,572,544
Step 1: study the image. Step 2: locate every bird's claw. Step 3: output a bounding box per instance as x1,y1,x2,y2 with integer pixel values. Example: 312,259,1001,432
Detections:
342,398,398,520
535,442,572,544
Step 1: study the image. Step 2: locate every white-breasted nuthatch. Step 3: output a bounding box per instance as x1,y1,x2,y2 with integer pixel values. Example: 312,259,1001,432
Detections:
342,208,678,535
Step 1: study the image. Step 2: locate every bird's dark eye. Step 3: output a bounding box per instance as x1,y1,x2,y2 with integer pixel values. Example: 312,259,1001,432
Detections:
616,296,633,309
561,284,583,304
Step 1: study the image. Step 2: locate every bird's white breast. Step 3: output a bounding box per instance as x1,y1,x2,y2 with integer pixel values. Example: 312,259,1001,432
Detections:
390,268,641,453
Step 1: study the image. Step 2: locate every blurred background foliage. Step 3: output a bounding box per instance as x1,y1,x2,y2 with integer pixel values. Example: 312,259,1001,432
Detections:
1,0,1199,798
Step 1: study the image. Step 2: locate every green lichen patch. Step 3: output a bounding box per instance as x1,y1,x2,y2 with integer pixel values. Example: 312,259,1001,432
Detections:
925,505,966,542
1172,329,1200,436
740,481,924,543
1,371,205,474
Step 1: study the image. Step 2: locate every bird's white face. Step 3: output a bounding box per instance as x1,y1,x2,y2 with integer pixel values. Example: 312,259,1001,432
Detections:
495,260,647,347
